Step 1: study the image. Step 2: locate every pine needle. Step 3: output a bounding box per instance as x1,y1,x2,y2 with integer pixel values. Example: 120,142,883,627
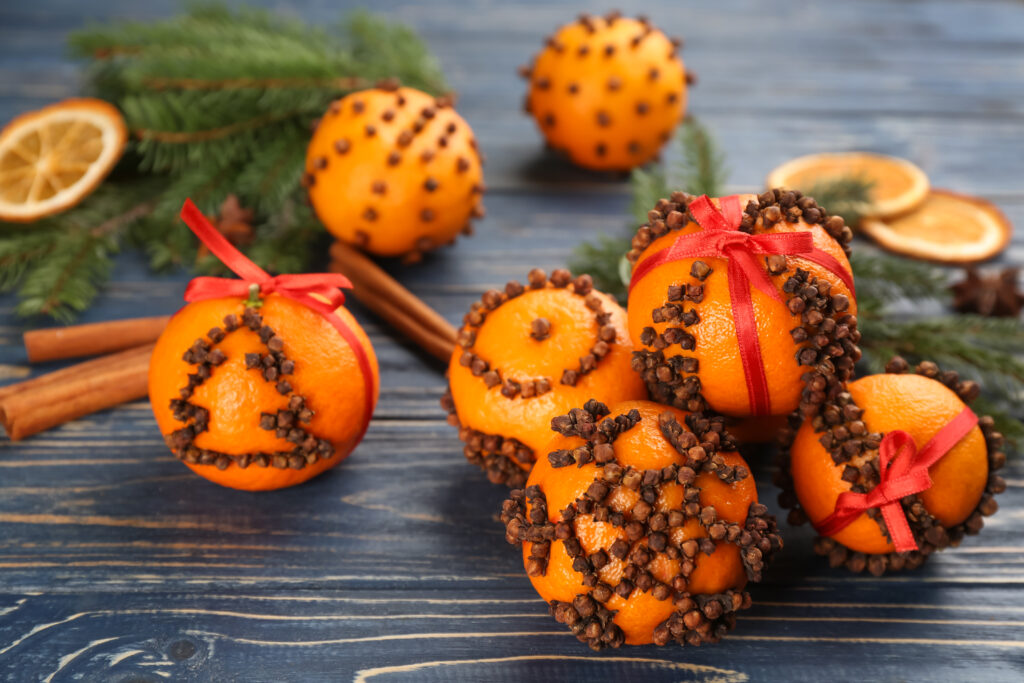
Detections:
803,175,874,227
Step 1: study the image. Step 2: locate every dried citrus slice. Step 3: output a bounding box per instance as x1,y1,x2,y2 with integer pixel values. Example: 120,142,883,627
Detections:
766,152,929,219
861,190,1012,263
0,98,127,222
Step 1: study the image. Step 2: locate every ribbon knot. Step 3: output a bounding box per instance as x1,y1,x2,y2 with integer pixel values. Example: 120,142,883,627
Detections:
177,199,376,447
813,407,978,553
628,194,855,416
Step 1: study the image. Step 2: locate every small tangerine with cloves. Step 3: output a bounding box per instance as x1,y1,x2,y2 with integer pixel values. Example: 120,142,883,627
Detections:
521,11,689,171
150,296,378,491
778,358,1005,575
627,189,858,422
442,268,647,488
149,203,380,492
305,84,484,262
501,400,781,649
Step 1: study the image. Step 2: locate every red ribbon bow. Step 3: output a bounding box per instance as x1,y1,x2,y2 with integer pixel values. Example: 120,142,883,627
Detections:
814,406,978,552
179,199,376,447
629,195,855,415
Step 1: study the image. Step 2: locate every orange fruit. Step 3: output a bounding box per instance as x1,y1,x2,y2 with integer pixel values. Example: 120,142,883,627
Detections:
791,372,988,556
0,98,126,222
149,294,379,491
443,269,647,488
627,190,857,419
521,12,687,171
860,190,1012,263
305,85,484,261
766,152,929,219
502,400,780,649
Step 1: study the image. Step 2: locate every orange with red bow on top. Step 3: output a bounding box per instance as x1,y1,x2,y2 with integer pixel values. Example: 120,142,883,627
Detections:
149,200,379,491
627,189,858,423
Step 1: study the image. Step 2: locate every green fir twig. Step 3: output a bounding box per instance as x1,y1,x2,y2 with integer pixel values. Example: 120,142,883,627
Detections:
803,175,874,228
1,4,448,322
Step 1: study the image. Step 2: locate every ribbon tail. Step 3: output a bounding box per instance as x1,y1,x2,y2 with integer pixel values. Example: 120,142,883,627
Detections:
180,199,270,283
881,501,919,553
731,247,783,303
728,259,772,416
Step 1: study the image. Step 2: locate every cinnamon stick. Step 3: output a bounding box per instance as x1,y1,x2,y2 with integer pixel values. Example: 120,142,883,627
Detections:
0,343,153,441
329,241,457,361
24,315,171,363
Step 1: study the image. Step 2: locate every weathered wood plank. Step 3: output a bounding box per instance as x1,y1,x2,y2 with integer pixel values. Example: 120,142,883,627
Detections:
1,0,1023,680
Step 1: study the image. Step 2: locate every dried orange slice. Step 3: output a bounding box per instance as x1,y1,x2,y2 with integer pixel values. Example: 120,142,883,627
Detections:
766,152,929,219
861,190,1012,263
0,98,127,222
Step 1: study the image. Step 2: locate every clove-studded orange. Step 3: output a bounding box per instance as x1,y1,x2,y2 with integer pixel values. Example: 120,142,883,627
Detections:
501,400,781,649
442,268,647,488
521,12,688,171
305,85,485,262
784,361,1004,574
149,295,379,491
627,190,858,421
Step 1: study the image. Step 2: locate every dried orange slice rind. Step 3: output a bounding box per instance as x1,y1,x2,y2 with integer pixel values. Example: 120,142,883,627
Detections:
861,190,1012,263
766,152,929,219
0,98,127,223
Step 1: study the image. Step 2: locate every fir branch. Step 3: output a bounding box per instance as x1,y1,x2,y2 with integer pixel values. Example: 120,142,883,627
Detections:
1,5,450,322
0,230,59,292
71,5,448,174
245,199,322,275
0,182,157,321
803,175,874,227
851,248,951,314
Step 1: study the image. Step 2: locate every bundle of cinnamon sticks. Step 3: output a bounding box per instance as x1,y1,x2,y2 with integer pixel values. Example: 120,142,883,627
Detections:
0,241,456,441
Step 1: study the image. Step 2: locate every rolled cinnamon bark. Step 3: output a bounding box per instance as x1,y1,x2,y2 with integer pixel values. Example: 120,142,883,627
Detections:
329,240,457,359
0,343,154,441
24,315,171,363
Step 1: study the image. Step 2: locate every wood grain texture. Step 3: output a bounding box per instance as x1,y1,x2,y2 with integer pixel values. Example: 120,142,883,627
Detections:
1,0,1023,680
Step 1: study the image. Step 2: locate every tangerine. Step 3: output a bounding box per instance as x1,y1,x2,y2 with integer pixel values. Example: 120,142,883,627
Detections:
305,85,484,262
150,294,379,491
443,269,646,487
501,400,781,649
627,189,857,420
783,359,1006,574
521,12,688,171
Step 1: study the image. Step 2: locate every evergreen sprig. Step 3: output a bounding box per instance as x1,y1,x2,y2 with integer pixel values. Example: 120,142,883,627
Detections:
804,175,875,227
570,122,1024,444
0,181,158,321
2,4,447,320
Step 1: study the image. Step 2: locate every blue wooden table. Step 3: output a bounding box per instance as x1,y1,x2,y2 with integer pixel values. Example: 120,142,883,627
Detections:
2,1,1023,680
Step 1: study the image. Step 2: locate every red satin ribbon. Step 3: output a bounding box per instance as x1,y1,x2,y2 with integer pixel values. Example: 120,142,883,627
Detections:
629,195,855,415
814,406,978,552
179,198,376,449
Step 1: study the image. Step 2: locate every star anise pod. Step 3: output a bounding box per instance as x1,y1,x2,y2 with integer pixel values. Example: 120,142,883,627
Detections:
196,195,255,261
951,267,1024,317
